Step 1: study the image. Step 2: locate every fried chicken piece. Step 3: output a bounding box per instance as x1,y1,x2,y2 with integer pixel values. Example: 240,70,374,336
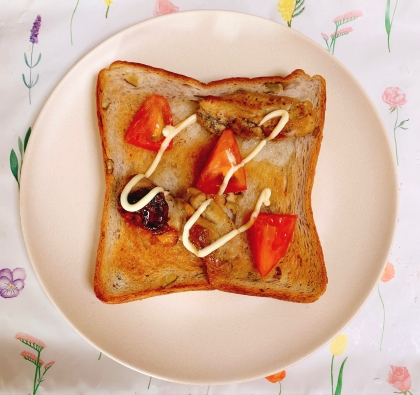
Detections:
197,92,316,139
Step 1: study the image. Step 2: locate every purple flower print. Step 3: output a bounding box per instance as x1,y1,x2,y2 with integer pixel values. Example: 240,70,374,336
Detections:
29,15,41,44
23,15,42,104
0,268,26,298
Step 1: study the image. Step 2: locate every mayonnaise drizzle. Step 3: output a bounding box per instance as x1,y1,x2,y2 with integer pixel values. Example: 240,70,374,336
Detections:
217,110,289,195
182,188,271,257
120,114,197,212
182,109,289,257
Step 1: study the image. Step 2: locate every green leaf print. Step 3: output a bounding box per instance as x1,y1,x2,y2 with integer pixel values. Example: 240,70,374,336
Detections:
385,0,391,36
18,137,23,157
334,357,348,395
10,149,19,185
24,127,32,151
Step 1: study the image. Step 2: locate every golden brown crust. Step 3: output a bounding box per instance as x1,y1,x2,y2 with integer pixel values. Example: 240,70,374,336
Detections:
109,61,315,90
94,61,327,304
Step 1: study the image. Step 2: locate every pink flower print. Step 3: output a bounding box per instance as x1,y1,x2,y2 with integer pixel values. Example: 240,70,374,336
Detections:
387,366,412,393
380,262,395,282
15,333,47,350
0,268,26,298
154,0,179,16
322,10,362,55
331,27,353,39
20,351,44,367
382,87,409,165
15,332,54,395
333,10,363,24
44,361,55,369
382,87,407,108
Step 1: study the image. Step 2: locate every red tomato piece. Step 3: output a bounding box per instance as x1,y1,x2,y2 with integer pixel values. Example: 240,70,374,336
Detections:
196,129,247,194
125,94,173,152
248,213,297,277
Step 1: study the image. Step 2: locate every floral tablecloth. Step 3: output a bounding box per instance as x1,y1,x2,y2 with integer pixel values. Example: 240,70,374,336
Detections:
1,0,419,394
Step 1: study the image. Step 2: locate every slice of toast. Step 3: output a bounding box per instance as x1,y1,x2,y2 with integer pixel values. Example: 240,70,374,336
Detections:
95,61,327,303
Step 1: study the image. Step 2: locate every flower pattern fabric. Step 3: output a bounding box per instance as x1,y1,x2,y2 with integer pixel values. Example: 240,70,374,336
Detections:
23,15,42,104
382,86,409,164
154,0,179,16
387,366,412,393
29,15,42,44
380,262,395,282
2,1,420,394
382,87,407,107
330,334,348,356
0,268,26,298
16,333,55,395
321,10,362,55
15,333,46,350
330,334,349,395
265,370,286,383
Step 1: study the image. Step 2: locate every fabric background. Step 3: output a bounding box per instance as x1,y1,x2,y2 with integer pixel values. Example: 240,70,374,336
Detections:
1,0,419,394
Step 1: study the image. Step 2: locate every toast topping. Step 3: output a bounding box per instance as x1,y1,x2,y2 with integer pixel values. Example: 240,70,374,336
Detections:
119,187,169,234
120,174,165,212
120,101,294,266
248,213,297,277
120,114,197,213
183,188,272,258
182,110,291,258
217,110,289,195
196,129,247,195
197,92,315,139
125,94,174,152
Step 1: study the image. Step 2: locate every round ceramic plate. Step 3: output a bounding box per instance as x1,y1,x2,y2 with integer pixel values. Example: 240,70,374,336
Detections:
20,10,398,385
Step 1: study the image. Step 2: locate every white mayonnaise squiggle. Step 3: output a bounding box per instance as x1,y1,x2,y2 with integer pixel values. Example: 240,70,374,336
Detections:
120,114,197,212
182,188,272,257
182,109,289,257
217,110,289,195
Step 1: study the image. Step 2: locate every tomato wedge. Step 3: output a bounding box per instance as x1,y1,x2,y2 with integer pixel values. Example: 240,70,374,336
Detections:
125,94,173,152
248,213,297,277
196,129,247,194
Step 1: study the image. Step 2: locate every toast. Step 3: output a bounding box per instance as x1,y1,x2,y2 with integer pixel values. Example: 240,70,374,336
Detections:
94,61,327,303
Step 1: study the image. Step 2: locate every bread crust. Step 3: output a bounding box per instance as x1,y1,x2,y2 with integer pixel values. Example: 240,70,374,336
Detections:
94,61,327,303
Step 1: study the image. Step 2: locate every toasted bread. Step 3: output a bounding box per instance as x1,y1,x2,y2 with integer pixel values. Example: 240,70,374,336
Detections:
95,61,327,303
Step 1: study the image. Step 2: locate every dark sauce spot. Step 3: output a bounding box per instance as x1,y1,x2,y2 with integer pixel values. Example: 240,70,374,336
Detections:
189,224,219,267
119,188,169,235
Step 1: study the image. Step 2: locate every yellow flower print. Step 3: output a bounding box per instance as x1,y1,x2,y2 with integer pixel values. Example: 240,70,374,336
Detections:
277,0,305,28
278,0,295,23
329,334,349,395
330,333,348,356
104,0,113,18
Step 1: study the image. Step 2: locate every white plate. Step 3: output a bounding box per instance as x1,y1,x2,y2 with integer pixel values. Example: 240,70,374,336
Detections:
20,10,398,385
